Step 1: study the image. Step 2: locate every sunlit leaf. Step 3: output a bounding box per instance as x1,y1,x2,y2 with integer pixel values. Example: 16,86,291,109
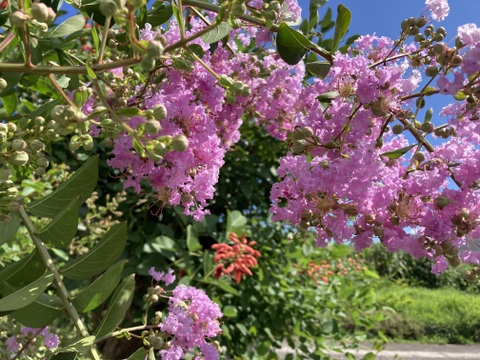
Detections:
50,14,86,38
276,22,311,65
10,291,63,327
306,61,331,79
94,274,135,338
0,271,54,312
72,260,127,313
186,225,202,252
381,144,416,159
331,4,352,53
201,22,232,44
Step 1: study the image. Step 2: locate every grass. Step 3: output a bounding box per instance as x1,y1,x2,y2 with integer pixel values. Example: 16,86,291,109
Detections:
375,281,480,344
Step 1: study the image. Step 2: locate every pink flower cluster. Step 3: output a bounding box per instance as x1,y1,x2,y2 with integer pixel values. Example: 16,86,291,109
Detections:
5,326,59,355
160,285,223,360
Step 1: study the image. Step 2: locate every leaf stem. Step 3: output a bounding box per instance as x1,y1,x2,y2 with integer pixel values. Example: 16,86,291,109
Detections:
18,205,102,360
98,16,112,64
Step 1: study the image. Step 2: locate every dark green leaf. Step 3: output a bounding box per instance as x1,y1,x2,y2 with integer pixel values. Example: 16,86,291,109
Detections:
86,62,96,80
201,23,232,44
2,92,17,116
72,260,127,313
0,271,54,311
56,336,96,354
61,222,127,280
331,4,352,53
116,107,142,116
186,225,202,252
94,274,135,338
28,156,99,218
126,348,149,360
276,22,311,65
50,14,86,37
50,352,78,360
0,251,44,288
37,197,81,249
202,278,239,296
0,212,20,246
316,91,340,103
145,3,173,27
381,144,416,159
10,291,63,327
306,61,331,79
187,44,205,58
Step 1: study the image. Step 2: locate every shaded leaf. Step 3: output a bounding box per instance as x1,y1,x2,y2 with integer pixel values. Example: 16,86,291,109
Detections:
72,260,127,313
28,156,99,218
201,22,232,44
306,61,331,79
50,15,86,38
56,336,96,354
145,3,173,27
223,305,238,318
0,212,20,246
61,222,127,280
317,91,340,103
331,4,352,53
0,271,54,312
50,353,78,360
94,274,135,338
276,22,311,65
127,348,149,360
37,197,81,249
0,250,44,288
201,278,239,296
381,144,416,159
11,291,63,327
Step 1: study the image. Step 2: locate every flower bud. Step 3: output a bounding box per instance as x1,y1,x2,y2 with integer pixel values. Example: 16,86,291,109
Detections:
146,40,164,59
392,124,404,134
450,55,463,67
36,158,49,168
434,196,451,209
10,11,29,28
416,16,427,27
11,139,27,151
219,75,234,88
413,151,426,163
141,55,156,71
152,104,167,119
0,77,7,92
47,7,56,22
31,3,50,22
291,141,304,154
10,151,29,166
420,122,434,133
144,120,161,134
171,134,189,152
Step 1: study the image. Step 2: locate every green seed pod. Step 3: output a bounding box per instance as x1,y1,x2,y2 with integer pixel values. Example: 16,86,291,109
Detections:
433,33,444,42
10,151,29,166
100,0,118,17
0,78,7,92
36,158,49,168
291,141,304,154
302,126,314,138
414,33,424,42
11,139,27,151
450,55,463,67
69,135,81,151
416,16,427,27
31,3,50,22
392,124,404,134
420,122,434,133
413,151,426,163
146,40,164,59
153,142,168,156
171,134,189,152
144,120,162,134
231,81,244,94
434,196,451,209
425,66,439,77
141,55,156,71
10,11,28,28
219,75,234,88
35,167,46,176
293,127,304,140
152,104,167,119
51,105,65,122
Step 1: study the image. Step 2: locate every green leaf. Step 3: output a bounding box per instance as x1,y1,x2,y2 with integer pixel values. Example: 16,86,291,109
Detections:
331,4,352,53
276,22,311,65
201,22,232,44
86,62,96,80
94,274,135,338
72,260,127,313
223,305,238,318
73,89,88,108
145,3,173,27
186,225,202,252
10,291,63,327
50,352,78,360
116,107,142,116
0,271,54,312
91,25,99,57
56,336,96,354
424,108,434,123
317,91,340,103
306,61,331,79
2,92,18,116
363,269,380,279
380,144,416,159
126,348,149,360
201,278,239,296
0,212,20,246
362,352,376,360
226,209,249,237
50,14,86,38
37,197,81,249
0,251,44,288
28,156,99,218
61,222,127,280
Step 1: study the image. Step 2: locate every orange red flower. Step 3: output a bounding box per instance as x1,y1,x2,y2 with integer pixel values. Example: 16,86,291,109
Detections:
211,232,261,284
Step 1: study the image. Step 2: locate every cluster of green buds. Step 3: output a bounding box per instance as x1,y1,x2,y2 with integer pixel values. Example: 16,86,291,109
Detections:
290,126,321,154
51,104,88,136
452,208,476,237
143,285,164,305
143,133,189,162
261,0,282,22
0,121,52,176
423,237,461,267
218,75,251,103
142,35,167,71
0,177,22,224
10,3,56,33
